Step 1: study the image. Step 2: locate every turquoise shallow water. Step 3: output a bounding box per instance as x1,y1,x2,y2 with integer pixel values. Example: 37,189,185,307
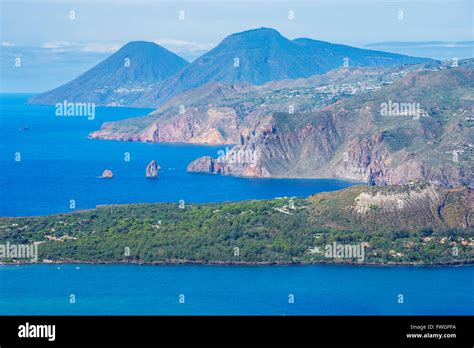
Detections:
0,264,472,315
0,94,354,217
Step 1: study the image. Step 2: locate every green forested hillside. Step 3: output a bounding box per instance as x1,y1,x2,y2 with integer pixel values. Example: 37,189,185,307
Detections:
1,184,472,265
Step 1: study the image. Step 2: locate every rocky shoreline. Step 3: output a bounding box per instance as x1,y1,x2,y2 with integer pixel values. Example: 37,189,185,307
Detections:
95,66,473,188
2,259,473,267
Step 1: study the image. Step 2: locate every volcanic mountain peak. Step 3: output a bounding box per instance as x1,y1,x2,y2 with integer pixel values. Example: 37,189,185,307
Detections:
30,28,432,107
28,41,189,106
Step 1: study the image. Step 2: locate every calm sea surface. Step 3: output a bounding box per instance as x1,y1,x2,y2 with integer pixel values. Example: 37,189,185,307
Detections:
0,94,472,315
0,94,354,217
0,264,472,315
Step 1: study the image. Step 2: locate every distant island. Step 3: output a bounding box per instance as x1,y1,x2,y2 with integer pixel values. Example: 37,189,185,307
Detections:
1,183,472,265
28,28,431,108
26,27,472,188
14,28,473,267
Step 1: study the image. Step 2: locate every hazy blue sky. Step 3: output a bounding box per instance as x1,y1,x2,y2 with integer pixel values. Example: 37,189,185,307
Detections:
1,0,473,92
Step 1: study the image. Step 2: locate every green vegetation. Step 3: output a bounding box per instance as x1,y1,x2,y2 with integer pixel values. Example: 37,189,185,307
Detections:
1,184,472,265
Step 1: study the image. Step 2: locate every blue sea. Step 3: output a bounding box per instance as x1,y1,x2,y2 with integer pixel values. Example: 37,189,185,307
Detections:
0,264,473,315
0,94,354,217
0,94,472,315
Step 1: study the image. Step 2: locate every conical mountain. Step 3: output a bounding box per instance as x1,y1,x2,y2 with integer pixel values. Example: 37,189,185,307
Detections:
28,41,189,106
136,27,431,107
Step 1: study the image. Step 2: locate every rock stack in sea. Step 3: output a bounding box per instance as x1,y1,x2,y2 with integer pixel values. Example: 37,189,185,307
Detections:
101,169,113,178
146,160,160,178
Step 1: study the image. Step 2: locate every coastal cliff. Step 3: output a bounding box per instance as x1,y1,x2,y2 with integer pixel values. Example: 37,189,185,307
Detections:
187,67,474,187
89,83,256,144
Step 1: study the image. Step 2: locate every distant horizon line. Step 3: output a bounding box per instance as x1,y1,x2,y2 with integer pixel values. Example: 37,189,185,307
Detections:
2,55,474,94
2,30,472,93
3,39,473,52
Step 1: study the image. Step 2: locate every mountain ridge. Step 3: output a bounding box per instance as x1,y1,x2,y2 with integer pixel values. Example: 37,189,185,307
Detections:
89,64,421,144
135,28,432,107
187,65,474,187
29,28,432,108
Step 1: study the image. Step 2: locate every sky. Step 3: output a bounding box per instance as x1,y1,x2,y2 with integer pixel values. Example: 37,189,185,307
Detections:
1,0,473,92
